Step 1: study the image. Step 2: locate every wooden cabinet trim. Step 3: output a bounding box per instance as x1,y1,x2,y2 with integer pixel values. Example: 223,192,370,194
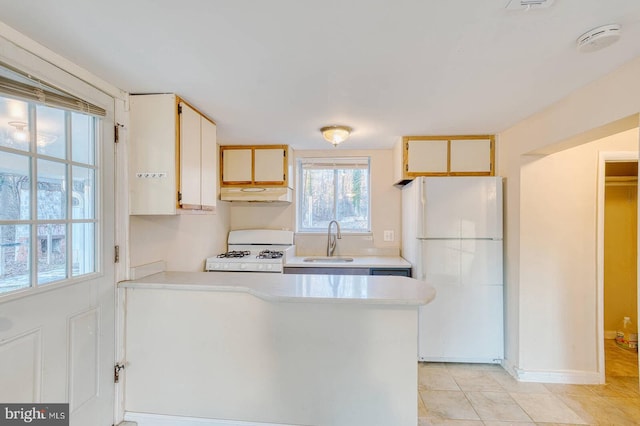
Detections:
220,144,289,187
402,135,495,178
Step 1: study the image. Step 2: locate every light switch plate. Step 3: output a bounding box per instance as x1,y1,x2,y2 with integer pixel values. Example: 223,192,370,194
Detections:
383,230,394,242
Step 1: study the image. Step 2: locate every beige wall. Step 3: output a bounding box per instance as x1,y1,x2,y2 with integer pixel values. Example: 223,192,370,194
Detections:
129,204,230,272
229,149,402,256
519,130,637,373
498,55,640,380
604,183,638,334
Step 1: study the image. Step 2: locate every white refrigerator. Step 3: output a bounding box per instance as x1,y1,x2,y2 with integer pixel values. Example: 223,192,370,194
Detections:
402,177,504,363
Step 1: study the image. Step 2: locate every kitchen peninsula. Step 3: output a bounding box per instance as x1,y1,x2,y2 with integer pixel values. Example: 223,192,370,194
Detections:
120,271,435,426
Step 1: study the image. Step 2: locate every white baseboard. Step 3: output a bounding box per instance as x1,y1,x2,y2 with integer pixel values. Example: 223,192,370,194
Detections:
124,412,297,426
513,368,603,384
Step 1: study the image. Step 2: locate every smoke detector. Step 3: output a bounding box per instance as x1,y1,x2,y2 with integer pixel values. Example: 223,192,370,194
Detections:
505,0,555,11
577,24,622,53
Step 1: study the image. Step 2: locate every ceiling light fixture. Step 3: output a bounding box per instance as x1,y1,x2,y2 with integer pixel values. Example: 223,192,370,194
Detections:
8,121,28,142
7,121,57,147
577,24,621,53
320,125,352,147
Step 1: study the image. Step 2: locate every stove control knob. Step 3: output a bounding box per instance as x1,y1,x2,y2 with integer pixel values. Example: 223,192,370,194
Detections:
240,263,247,270
256,264,264,270
265,264,272,271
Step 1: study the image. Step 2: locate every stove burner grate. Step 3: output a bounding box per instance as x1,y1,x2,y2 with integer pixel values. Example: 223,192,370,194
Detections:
257,250,284,259
217,250,251,258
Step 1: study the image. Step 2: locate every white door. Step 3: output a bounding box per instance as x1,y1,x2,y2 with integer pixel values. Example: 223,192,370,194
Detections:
0,67,116,424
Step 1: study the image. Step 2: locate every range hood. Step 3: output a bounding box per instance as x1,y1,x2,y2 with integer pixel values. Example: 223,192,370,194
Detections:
220,187,293,203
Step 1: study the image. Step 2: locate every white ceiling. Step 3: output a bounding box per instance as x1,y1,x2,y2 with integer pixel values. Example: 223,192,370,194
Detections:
0,0,639,150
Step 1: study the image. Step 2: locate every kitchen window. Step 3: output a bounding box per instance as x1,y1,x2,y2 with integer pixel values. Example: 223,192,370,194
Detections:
297,157,370,233
0,65,105,294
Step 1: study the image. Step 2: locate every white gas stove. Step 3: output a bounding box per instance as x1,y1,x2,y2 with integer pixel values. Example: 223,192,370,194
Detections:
205,229,294,273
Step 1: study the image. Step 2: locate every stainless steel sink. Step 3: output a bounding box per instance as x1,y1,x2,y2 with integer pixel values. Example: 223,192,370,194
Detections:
303,256,354,263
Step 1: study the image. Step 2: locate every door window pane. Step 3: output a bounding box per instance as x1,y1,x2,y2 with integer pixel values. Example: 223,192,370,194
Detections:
0,87,100,295
0,98,30,152
72,223,94,276
37,159,67,220
37,223,67,285
36,105,66,159
72,166,94,220
0,224,30,293
71,112,95,165
0,151,30,220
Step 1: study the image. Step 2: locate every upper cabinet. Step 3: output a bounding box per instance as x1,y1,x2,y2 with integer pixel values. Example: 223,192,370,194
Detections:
220,145,292,187
394,135,494,184
129,93,217,215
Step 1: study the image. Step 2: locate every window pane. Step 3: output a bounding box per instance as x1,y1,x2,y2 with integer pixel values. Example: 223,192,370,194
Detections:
298,157,370,233
300,169,335,230
0,151,30,220
0,98,30,152
71,112,95,165
37,223,66,285
72,223,94,276
0,224,30,293
36,105,66,159
72,166,94,219
336,168,369,231
37,159,67,220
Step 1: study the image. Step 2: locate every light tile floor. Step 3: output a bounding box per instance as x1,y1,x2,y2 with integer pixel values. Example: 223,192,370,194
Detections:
418,340,639,425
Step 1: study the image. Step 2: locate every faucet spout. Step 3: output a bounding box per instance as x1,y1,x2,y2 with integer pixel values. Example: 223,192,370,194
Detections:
326,220,342,257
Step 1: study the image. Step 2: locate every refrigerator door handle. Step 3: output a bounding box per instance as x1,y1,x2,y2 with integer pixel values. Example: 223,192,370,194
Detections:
418,178,427,238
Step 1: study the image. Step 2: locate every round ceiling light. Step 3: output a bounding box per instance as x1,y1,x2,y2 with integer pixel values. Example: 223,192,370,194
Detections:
320,125,352,146
576,24,621,53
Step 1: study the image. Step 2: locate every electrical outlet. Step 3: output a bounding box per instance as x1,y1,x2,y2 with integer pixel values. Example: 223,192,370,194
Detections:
383,230,394,242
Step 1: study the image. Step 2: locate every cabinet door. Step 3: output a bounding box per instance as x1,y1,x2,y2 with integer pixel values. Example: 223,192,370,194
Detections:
222,148,252,184
450,139,492,174
200,118,217,209
254,147,285,183
179,102,202,209
407,140,448,174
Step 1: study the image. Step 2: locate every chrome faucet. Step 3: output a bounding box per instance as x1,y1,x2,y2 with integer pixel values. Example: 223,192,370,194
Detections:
326,220,342,257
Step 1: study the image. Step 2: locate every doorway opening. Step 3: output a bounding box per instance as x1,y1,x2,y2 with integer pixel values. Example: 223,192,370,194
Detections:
598,154,638,388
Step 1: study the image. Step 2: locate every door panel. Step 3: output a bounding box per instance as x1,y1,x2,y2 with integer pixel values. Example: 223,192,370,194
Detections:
419,284,504,362
421,239,502,286
423,177,502,239
179,102,201,207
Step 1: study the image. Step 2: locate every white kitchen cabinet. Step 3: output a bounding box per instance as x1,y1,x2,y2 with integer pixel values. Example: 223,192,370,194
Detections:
129,93,217,214
221,148,252,183
220,145,291,187
394,135,494,184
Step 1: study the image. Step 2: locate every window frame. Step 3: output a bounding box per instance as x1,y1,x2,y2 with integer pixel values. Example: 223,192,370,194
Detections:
296,156,371,234
0,68,105,297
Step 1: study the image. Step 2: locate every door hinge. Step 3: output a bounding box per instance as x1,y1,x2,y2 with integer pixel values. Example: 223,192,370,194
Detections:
178,104,182,114
114,363,125,383
114,245,120,263
283,150,286,157
114,123,124,143
178,191,182,203
405,164,408,172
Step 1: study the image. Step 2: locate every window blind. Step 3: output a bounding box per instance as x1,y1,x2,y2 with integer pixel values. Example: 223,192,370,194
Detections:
299,157,369,170
0,63,106,117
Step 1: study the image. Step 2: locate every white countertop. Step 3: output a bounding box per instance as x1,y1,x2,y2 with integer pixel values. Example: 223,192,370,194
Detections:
284,255,412,268
120,271,434,306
